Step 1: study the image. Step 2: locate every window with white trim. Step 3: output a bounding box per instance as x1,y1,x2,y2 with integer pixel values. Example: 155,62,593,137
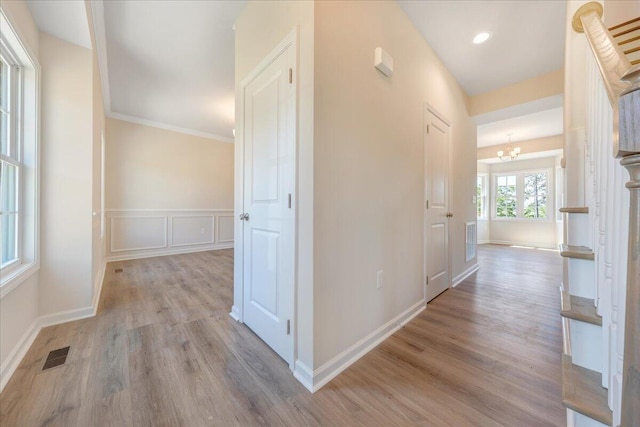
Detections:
1,41,21,269
492,169,551,220
0,11,39,294
476,174,488,219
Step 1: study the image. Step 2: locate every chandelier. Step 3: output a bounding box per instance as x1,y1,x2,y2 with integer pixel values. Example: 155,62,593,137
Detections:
497,134,520,161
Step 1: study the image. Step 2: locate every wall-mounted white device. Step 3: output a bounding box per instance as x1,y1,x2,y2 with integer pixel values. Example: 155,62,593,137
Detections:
374,47,393,77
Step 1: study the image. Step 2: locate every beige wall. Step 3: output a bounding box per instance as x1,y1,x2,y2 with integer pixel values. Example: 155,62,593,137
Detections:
234,0,315,370
105,118,233,210
39,32,94,315
477,135,564,161
469,69,564,117
313,0,476,368
0,0,39,375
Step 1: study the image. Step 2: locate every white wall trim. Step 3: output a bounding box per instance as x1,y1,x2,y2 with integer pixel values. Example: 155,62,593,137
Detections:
229,305,241,321
105,209,233,260
109,216,168,253
452,263,479,287
0,318,39,392
478,240,491,245
107,112,234,143
105,243,233,263
171,215,215,247
0,305,97,392
91,260,107,314
88,0,111,115
308,300,425,393
105,208,234,213
488,239,558,250
293,360,314,392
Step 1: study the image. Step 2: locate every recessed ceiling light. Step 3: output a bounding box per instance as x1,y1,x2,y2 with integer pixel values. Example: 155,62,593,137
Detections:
473,32,491,44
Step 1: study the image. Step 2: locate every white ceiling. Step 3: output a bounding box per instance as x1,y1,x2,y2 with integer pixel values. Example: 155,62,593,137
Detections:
397,0,566,96
103,0,245,142
477,107,563,147
26,1,91,49
26,1,566,146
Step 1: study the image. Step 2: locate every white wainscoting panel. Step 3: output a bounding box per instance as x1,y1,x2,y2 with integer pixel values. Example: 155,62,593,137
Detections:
105,209,233,261
110,216,167,253
172,216,215,247
217,215,235,243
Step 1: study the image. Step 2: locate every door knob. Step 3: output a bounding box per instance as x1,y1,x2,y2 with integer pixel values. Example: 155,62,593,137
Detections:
446,212,453,218
239,213,250,221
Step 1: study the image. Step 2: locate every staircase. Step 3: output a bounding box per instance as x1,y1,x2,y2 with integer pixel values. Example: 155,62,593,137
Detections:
560,4,640,427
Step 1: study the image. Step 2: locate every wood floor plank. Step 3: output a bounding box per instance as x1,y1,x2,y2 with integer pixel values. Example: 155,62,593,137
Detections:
0,245,565,426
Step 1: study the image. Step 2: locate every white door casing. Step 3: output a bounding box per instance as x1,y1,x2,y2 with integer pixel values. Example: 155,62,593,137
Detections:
425,107,451,302
238,35,297,365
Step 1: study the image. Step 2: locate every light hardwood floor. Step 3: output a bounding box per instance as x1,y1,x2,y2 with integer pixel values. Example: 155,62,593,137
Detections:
0,245,565,426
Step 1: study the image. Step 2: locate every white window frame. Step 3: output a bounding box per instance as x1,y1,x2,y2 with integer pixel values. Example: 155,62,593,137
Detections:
1,41,23,273
491,168,553,222
477,173,488,220
0,9,40,298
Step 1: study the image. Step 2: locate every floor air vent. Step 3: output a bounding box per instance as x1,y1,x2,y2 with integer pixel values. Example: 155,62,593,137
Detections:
115,268,123,273
42,346,70,371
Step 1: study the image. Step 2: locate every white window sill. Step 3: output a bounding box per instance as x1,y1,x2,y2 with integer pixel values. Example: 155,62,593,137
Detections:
490,217,554,223
0,262,39,299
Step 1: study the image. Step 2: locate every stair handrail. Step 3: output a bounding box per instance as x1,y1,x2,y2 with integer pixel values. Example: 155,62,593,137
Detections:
573,3,640,426
573,2,640,157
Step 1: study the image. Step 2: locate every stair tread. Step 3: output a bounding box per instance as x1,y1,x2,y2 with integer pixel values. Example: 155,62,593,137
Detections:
560,292,602,326
560,244,595,260
559,207,589,214
562,354,612,425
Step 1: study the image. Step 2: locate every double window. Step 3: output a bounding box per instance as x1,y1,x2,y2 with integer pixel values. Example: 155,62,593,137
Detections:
492,170,551,220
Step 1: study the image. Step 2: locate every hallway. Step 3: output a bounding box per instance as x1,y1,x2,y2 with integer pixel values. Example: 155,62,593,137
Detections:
0,245,564,426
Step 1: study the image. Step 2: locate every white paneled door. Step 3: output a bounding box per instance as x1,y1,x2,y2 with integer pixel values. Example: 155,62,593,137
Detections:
241,42,296,365
425,109,451,302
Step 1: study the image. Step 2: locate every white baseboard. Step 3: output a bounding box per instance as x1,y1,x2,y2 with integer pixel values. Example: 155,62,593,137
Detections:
0,260,109,393
293,360,314,392
0,318,40,391
488,240,557,250
38,306,96,329
478,240,490,245
105,243,233,262
308,300,426,393
452,263,479,287
0,304,96,392
229,305,241,322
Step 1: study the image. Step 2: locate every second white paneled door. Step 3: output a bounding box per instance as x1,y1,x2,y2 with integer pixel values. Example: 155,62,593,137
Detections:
240,40,296,365
425,108,451,302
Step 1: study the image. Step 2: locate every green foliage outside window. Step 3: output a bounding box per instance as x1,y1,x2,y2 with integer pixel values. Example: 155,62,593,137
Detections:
524,173,548,218
496,175,516,218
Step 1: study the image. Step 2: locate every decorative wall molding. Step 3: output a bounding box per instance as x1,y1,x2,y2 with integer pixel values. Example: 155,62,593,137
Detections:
452,263,479,287
308,300,425,393
107,112,234,143
105,209,234,261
